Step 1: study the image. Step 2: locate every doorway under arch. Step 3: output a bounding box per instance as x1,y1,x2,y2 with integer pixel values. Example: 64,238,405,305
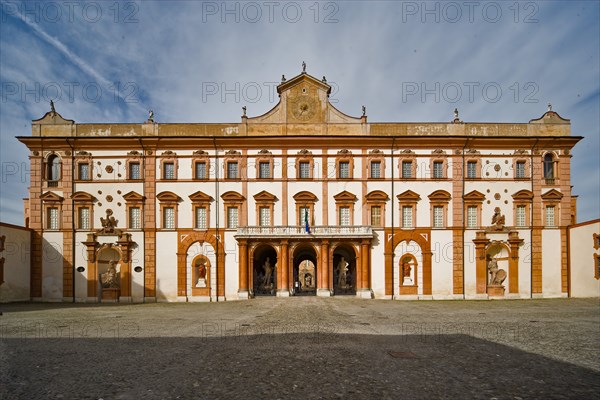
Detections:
253,244,277,296
293,244,317,296
333,244,357,295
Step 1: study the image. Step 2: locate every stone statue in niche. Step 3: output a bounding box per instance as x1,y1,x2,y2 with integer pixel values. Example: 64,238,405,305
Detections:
487,255,507,286
195,259,207,288
261,257,274,289
402,257,413,285
337,257,349,288
491,207,506,231
101,261,119,288
304,273,312,288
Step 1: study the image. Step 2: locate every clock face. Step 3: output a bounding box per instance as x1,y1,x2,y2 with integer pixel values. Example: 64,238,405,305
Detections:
291,96,317,121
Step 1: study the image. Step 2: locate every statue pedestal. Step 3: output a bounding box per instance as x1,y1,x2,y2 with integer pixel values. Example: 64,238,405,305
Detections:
101,288,120,302
487,285,505,297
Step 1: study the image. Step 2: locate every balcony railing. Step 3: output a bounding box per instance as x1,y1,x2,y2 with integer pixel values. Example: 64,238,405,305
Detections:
235,225,373,238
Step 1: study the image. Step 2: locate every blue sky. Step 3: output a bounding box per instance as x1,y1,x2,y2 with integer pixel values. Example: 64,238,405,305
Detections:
1,0,598,225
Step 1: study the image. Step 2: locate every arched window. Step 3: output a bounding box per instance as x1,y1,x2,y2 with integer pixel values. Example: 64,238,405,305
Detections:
543,153,555,180
47,154,61,185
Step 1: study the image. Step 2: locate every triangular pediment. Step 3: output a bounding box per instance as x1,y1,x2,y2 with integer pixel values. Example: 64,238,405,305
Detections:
189,191,213,202
277,72,332,95
334,191,358,203
71,191,96,202
40,191,64,202
365,190,389,202
428,190,451,201
253,190,277,202
156,191,181,202
221,191,245,202
123,191,145,202
397,190,421,202
293,191,318,202
463,190,486,201
541,189,563,201
512,190,533,201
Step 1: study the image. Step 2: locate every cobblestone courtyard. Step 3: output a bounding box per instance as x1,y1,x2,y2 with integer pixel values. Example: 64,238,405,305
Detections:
1,298,599,399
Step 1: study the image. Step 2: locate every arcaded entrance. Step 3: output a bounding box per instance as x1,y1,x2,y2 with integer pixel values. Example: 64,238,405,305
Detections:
253,244,277,296
293,245,317,296
333,244,357,295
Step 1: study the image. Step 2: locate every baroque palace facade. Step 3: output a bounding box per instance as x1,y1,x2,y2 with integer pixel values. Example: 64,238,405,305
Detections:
16,70,590,303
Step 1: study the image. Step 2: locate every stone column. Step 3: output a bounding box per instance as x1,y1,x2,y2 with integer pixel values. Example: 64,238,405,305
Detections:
508,231,524,294
238,240,249,299
317,240,331,296
357,239,373,298
473,231,490,295
277,240,290,297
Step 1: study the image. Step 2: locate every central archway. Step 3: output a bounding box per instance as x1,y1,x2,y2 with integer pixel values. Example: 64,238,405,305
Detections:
333,244,357,295
252,244,277,296
293,244,317,296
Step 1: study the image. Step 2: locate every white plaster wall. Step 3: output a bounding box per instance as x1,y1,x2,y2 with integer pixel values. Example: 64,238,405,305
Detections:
42,232,63,300
430,230,453,297
570,221,600,297
393,240,423,297
74,232,89,301
370,230,386,298
0,224,31,302
541,229,562,297
130,231,145,302
155,232,178,301
223,231,239,300
463,230,478,297
516,229,532,298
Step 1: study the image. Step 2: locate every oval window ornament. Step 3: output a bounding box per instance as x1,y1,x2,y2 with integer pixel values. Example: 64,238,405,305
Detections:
76,266,85,272
134,266,143,273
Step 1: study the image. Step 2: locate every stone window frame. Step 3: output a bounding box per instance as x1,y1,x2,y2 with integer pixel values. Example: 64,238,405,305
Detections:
513,158,530,180
157,191,181,230
541,189,563,228
296,149,314,180
40,191,64,231
367,149,385,179
430,158,448,180
336,149,354,180
365,190,388,228
399,150,417,179
593,233,600,251
466,158,482,179
397,190,420,229
594,254,600,280
428,190,451,229
74,151,93,181
189,191,213,230
44,152,63,188
334,190,358,226
221,191,245,230
159,151,178,181
293,191,318,226
463,190,485,229
542,151,560,185
72,191,96,231
223,150,243,181
126,150,144,181
253,190,277,227
192,150,210,181
123,191,145,231
512,190,533,227
255,149,274,180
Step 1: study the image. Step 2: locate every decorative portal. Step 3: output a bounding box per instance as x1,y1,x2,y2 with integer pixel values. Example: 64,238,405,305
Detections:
401,256,415,286
195,258,208,288
292,245,317,296
298,260,316,293
486,242,509,297
333,246,357,295
253,246,277,296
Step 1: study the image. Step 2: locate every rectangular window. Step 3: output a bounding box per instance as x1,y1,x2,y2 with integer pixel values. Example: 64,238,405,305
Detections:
78,207,90,230
370,161,381,178
338,161,350,179
339,206,350,226
467,206,477,228
195,162,207,180
467,161,477,179
163,162,175,180
516,161,526,179
78,163,90,180
259,206,270,226
370,206,382,227
129,162,141,180
433,161,444,179
402,161,412,178
48,207,59,230
259,162,271,179
163,207,175,229
299,162,310,179
402,206,413,228
433,206,444,228
516,205,526,227
227,162,238,179
299,206,311,225
129,207,141,230
545,205,555,227
227,207,238,228
195,207,207,229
